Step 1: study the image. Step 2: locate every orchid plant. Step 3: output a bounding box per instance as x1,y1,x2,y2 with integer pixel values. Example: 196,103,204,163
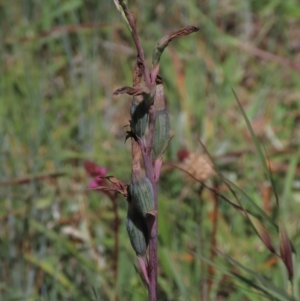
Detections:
86,1,199,300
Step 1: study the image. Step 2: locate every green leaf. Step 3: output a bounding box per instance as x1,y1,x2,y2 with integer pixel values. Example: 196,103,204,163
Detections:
221,252,296,301
197,254,277,300
159,247,191,301
30,220,115,299
232,89,279,206
52,0,83,18
221,176,278,231
24,253,77,292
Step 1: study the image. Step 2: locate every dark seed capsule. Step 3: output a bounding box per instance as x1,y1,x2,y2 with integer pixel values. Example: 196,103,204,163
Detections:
126,207,148,256
153,109,170,158
129,175,154,217
130,100,148,138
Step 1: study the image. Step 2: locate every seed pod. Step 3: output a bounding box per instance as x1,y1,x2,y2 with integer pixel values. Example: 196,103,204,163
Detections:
153,109,170,158
130,98,148,138
129,175,154,217
153,78,170,158
126,205,149,256
130,91,155,138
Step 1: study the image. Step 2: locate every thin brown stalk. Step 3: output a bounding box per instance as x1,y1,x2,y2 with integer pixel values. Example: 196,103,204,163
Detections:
236,42,300,73
19,23,111,43
0,172,65,186
118,0,151,88
207,180,219,295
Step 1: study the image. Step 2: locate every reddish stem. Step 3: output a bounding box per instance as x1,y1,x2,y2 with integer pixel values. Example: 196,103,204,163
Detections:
122,8,151,88
148,230,158,301
111,193,120,287
142,75,159,301
143,107,158,300
141,151,158,301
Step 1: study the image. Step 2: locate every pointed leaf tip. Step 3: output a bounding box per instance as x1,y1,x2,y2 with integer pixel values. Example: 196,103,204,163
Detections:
152,25,200,67
136,256,149,286
279,223,294,281
249,216,276,254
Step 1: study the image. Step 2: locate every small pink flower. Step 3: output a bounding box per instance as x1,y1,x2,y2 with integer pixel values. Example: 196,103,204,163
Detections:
84,160,107,189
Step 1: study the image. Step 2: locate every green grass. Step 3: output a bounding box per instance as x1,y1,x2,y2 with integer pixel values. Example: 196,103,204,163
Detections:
1,0,300,300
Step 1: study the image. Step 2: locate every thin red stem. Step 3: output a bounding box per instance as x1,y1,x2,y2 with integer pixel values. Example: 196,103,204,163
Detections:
121,7,151,88
148,229,158,301
111,193,120,286
142,152,158,301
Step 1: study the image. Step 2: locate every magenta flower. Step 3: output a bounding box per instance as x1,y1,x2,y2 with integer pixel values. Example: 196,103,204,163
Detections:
84,160,107,189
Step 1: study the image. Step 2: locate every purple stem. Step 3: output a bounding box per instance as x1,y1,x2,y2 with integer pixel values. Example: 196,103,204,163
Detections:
118,2,158,299
144,107,158,300
111,193,120,288
148,228,158,301
141,150,158,301
137,104,158,300
120,4,151,89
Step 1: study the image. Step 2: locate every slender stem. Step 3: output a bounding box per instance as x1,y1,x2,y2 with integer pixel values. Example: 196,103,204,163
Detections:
111,193,120,301
148,224,158,301
118,0,151,88
141,151,158,301
116,2,169,299
207,181,219,296
113,9,199,299
138,126,157,301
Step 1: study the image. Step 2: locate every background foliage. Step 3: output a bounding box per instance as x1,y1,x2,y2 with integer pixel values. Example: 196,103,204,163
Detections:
1,0,300,300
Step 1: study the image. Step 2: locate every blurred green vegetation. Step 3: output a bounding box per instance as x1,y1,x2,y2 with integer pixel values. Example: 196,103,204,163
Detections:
1,0,300,300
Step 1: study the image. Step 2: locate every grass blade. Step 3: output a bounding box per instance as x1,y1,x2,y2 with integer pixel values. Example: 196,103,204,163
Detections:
232,89,279,206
